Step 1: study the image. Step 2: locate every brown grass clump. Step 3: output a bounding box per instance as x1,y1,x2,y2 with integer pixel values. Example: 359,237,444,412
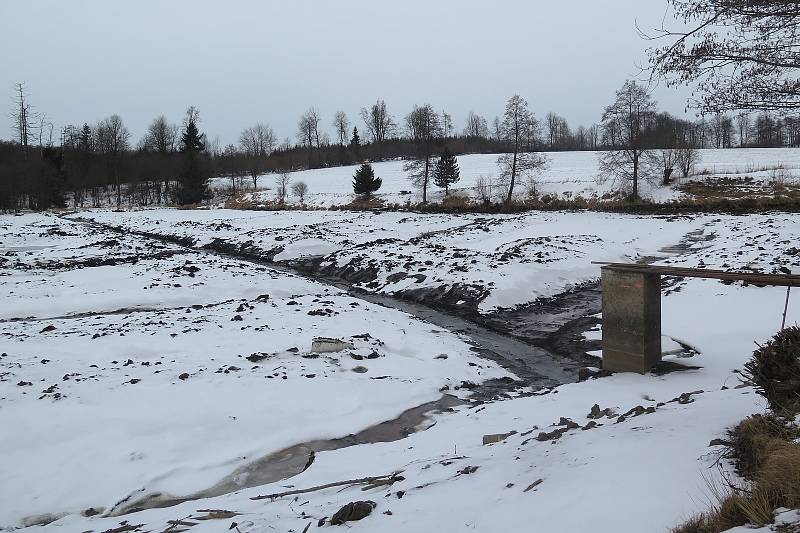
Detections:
743,326,800,414
441,194,471,209
729,414,799,477
339,195,385,210
672,414,800,532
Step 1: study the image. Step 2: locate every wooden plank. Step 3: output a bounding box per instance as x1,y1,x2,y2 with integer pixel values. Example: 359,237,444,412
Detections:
592,262,800,287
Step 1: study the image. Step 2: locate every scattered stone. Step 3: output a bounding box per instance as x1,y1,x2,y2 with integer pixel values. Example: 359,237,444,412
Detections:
616,405,656,423
457,465,479,475
524,479,544,492
556,417,579,429
311,337,354,353
329,501,376,526
578,367,611,381
536,428,568,442
587,404,615,419
482,431,516,445
246,353,269,363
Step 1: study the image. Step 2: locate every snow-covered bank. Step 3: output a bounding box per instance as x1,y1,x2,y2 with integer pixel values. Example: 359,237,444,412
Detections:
74,209,800,313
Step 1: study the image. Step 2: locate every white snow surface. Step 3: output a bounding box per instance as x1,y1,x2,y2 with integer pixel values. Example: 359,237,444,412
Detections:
2,208,800,532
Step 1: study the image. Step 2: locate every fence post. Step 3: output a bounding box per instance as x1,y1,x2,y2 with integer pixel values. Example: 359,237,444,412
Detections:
601,266,662,373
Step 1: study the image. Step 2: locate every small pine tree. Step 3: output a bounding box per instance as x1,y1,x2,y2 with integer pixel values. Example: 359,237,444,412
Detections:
353,163,381,197
177,111,208,205
349,126,361,155
433,148,460,196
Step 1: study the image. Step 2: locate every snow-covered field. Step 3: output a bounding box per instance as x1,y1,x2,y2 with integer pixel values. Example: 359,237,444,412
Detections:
216,147,800,207
2,208,799,532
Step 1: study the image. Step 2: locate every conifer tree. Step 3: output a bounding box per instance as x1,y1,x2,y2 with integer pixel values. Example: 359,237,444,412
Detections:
352,163,381,198
433,148,460,196
176,108,208,205
349,126,361,155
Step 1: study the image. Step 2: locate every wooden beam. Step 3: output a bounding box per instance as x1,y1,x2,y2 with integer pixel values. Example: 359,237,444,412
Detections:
592,262,800,288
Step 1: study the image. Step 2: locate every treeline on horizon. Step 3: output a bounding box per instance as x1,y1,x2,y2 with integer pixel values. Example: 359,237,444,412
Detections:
3,83,800,212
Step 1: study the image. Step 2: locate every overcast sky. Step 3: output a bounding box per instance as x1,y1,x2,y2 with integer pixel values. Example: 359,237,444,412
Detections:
1,0,691,146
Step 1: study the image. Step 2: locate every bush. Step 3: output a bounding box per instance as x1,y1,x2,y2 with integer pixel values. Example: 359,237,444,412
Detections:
743,327,800,414
441,194,471,209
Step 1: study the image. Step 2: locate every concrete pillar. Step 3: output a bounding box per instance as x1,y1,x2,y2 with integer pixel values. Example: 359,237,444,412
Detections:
601,267,662,373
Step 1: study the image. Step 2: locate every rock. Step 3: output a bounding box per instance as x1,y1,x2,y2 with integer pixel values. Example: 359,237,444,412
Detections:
329,501,376,526
311,337,354,354
483,431,516,445
578,367,611,381
587,404,615,419
352,366,368,374
524,479,544,492
434,354,448,360
556,417,579,429
709,438,731,447
536,428,568,442
39,325,57,333
178,373,189,381
246,353,269,363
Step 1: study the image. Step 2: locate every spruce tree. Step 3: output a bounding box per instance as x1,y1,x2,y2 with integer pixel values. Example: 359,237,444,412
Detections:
433,148,460,196
349,126,361,155
352,163,381,198
177,111,208,205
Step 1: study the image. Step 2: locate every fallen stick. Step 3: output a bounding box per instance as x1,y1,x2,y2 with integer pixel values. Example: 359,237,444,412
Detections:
251,472,403,501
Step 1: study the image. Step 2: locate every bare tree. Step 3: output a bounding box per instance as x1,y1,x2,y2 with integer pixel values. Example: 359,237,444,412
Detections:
275,173,292,204
497,95,547,204
649,0,800,113
474,175,494,204
735,112,751,147
597,81,658,199
291,181,309,203
546,112,560,149
675,142,702,178
404,104,442,203
333,111,350,145
240,123,276,188
11,82,34,155
297,108,321,168
440,109,453,138
143,115,178,153
659,149,677,185
95,114,131,206
491,116,502,141
588,124,600,150
360,99,396,156
464,111,489,138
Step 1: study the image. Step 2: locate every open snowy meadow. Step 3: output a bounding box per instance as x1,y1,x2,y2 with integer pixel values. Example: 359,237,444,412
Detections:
2,200,798,532
215,147,800,207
